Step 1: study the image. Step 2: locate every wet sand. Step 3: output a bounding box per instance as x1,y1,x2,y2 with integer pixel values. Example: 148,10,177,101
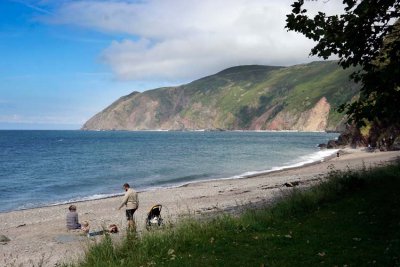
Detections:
1,148,399,266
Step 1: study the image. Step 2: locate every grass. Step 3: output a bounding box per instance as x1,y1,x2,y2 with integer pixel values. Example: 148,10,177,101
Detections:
66,160,400,267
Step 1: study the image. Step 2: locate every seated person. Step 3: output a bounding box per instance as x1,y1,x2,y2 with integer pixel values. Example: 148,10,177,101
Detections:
66,205,81,230
81,221,90,234
108,224,118,233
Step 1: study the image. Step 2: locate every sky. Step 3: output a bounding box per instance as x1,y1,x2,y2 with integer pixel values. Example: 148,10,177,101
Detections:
0,0,345,130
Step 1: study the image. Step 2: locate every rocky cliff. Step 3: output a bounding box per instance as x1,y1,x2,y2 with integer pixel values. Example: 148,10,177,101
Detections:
82,61,359,131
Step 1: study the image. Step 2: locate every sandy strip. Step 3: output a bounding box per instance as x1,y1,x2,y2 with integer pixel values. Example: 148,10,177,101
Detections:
1,149,399,266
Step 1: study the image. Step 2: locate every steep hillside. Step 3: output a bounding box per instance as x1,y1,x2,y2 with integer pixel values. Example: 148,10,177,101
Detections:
82,61,359,131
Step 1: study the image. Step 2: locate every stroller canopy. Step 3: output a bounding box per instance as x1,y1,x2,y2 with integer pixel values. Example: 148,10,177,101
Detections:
146,204,163,229
147,204,162,219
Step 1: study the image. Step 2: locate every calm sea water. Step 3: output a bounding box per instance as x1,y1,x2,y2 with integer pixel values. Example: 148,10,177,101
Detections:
0,130,338,213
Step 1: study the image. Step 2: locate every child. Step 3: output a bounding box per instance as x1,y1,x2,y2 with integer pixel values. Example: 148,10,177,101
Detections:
81,221,90,234
87,224,119,237
108,224,119,233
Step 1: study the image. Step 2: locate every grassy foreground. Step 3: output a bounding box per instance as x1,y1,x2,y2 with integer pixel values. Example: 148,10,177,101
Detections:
68,161,400,267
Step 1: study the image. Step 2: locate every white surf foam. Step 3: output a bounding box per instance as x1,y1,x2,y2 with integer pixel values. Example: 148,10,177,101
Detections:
232,148,339,179
11,149,339,212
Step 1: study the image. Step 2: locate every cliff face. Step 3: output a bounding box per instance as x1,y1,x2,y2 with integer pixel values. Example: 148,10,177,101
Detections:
265,97,330,131
82,61,359,131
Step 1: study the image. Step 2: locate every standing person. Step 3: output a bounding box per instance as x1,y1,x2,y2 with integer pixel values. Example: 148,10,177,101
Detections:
118,183,139,230
66,205,81,230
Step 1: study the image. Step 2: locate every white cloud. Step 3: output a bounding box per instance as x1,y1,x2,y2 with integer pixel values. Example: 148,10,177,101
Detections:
44,0,345,81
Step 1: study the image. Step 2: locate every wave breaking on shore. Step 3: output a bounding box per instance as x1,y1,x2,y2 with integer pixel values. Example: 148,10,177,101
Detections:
26,148,341,211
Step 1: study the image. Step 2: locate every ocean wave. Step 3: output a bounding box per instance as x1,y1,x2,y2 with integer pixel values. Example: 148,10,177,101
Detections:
13,193,124,212
232,148,339,179
70,150,342,203
141,148,340,190
8,149,339,212
57,193,123,204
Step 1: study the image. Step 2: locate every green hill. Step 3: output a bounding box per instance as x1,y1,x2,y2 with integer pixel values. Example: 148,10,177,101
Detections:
82,61,359,131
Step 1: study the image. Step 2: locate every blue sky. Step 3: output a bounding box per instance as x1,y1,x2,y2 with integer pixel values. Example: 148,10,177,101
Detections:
0,0,343,130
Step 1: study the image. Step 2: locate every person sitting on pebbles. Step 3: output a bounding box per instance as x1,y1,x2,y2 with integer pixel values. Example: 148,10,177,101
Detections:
66,205,81,230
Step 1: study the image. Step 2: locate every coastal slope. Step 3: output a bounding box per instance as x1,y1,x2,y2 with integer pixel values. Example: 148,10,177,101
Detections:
82,61,359,131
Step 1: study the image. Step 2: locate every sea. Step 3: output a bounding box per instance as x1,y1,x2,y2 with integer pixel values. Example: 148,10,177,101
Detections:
0,130,339,213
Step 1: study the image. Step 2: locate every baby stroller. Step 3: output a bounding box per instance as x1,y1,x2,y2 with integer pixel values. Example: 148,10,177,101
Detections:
146,204,163,230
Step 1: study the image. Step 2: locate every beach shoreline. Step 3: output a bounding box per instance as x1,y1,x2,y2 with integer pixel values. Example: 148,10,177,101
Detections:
1,148,399,266
0,148,340,215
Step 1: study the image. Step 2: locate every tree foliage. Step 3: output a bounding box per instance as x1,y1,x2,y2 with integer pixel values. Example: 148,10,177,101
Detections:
286,0,400,127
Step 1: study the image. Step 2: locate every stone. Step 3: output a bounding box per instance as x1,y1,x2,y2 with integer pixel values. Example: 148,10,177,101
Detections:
284,182,293,187
327,140,338,149
284,181,299,187
0,234,10,244
318,143,327,148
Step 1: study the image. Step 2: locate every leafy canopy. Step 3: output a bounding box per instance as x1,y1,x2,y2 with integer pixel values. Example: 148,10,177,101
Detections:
286,0,400,127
